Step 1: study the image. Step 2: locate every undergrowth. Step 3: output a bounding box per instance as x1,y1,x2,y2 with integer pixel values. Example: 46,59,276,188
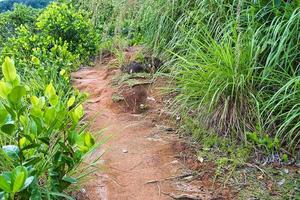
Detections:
79,0,300,156
0,1,101,199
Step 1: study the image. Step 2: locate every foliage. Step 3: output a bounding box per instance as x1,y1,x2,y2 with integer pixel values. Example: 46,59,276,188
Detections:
0,0,53,12
0,58,95,199
0,1,102,199
85,0,300,153
36,2,100,61
0,4,39,45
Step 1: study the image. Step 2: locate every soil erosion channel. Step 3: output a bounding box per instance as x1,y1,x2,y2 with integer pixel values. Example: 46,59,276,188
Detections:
72,48,234,200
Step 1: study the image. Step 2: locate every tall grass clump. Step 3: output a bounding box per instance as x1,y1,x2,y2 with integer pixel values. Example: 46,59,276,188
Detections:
254,9,300,152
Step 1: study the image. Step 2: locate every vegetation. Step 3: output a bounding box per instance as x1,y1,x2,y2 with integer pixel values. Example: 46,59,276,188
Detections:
73,0,300,198
78,0,300,155
0,0,299,199
0,1,100,199
0,0,53,12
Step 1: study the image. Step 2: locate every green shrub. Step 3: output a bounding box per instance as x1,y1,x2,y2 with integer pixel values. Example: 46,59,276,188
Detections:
1,25,79,95
0,4,39,46
36,2,100,61
0,58,95,199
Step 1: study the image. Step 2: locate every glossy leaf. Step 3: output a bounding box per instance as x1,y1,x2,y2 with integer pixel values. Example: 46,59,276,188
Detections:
1,123,15,135
2,145,19,160
2,57,16,82
12,166,27,192
8,86,26,103
0,81,12,99
45,83,56,99
84,132,95,148
0,175,11,192
67,96,75,108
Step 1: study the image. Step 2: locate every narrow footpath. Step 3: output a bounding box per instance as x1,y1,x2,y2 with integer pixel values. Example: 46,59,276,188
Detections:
71,47,234,200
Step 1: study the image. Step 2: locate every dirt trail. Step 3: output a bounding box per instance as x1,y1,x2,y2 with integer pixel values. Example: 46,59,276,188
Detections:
72,48,234,200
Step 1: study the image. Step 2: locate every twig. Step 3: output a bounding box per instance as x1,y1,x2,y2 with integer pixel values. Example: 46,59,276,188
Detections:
161,192,202,200
245,162,273,180
156,183,161,197
145,172,196,184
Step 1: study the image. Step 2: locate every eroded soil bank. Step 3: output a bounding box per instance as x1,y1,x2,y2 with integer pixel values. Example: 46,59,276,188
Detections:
72,47,235,200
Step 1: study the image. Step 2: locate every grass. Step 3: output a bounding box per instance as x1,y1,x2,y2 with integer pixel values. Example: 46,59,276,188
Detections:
181,115,300,199
74,0,300,197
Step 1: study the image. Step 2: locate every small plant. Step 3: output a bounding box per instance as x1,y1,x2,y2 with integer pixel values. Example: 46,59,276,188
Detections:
0,58,96,199
246,132,280,153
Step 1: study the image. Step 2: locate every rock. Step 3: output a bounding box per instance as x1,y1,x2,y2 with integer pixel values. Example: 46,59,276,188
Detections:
122,149,128,153
277,179,285,186
147,97,156,102
197,156,204,163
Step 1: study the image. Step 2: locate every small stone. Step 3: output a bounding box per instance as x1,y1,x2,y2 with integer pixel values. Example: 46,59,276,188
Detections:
80,188,86,193
197,156,204,163
170,160,179,164
122,149,128,153
283,168,289,174
277,179,285,186
147,97,155,101
165,127,174,132
257,175,264,180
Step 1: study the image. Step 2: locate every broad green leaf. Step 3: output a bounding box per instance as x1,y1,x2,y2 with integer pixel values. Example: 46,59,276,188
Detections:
22,176,34,190
0,176,11,192
0,106,9,124
11,75,21,87
0,81,12,99
31,107,43,118
19,137,27,149
44,107,56,124
78,145,89,153
30,96,39,107
30,120,38,136
2,145,19,160
45,83,56,99
75,104,84,119
12,166,27,192
49,95,59,107
1,123,15,135
2,57,16,82
8,86,26,103
39,97,45,108
84,132,95,148
67,96,75,108
71,104,84,124
62,176,77,184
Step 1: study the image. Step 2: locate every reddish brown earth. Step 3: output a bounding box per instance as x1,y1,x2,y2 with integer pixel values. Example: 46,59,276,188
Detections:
71,47,235,200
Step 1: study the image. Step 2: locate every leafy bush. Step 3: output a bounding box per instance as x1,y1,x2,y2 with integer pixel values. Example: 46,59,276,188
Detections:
0,58,95,199
36,2,100,61
0,4,39,45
